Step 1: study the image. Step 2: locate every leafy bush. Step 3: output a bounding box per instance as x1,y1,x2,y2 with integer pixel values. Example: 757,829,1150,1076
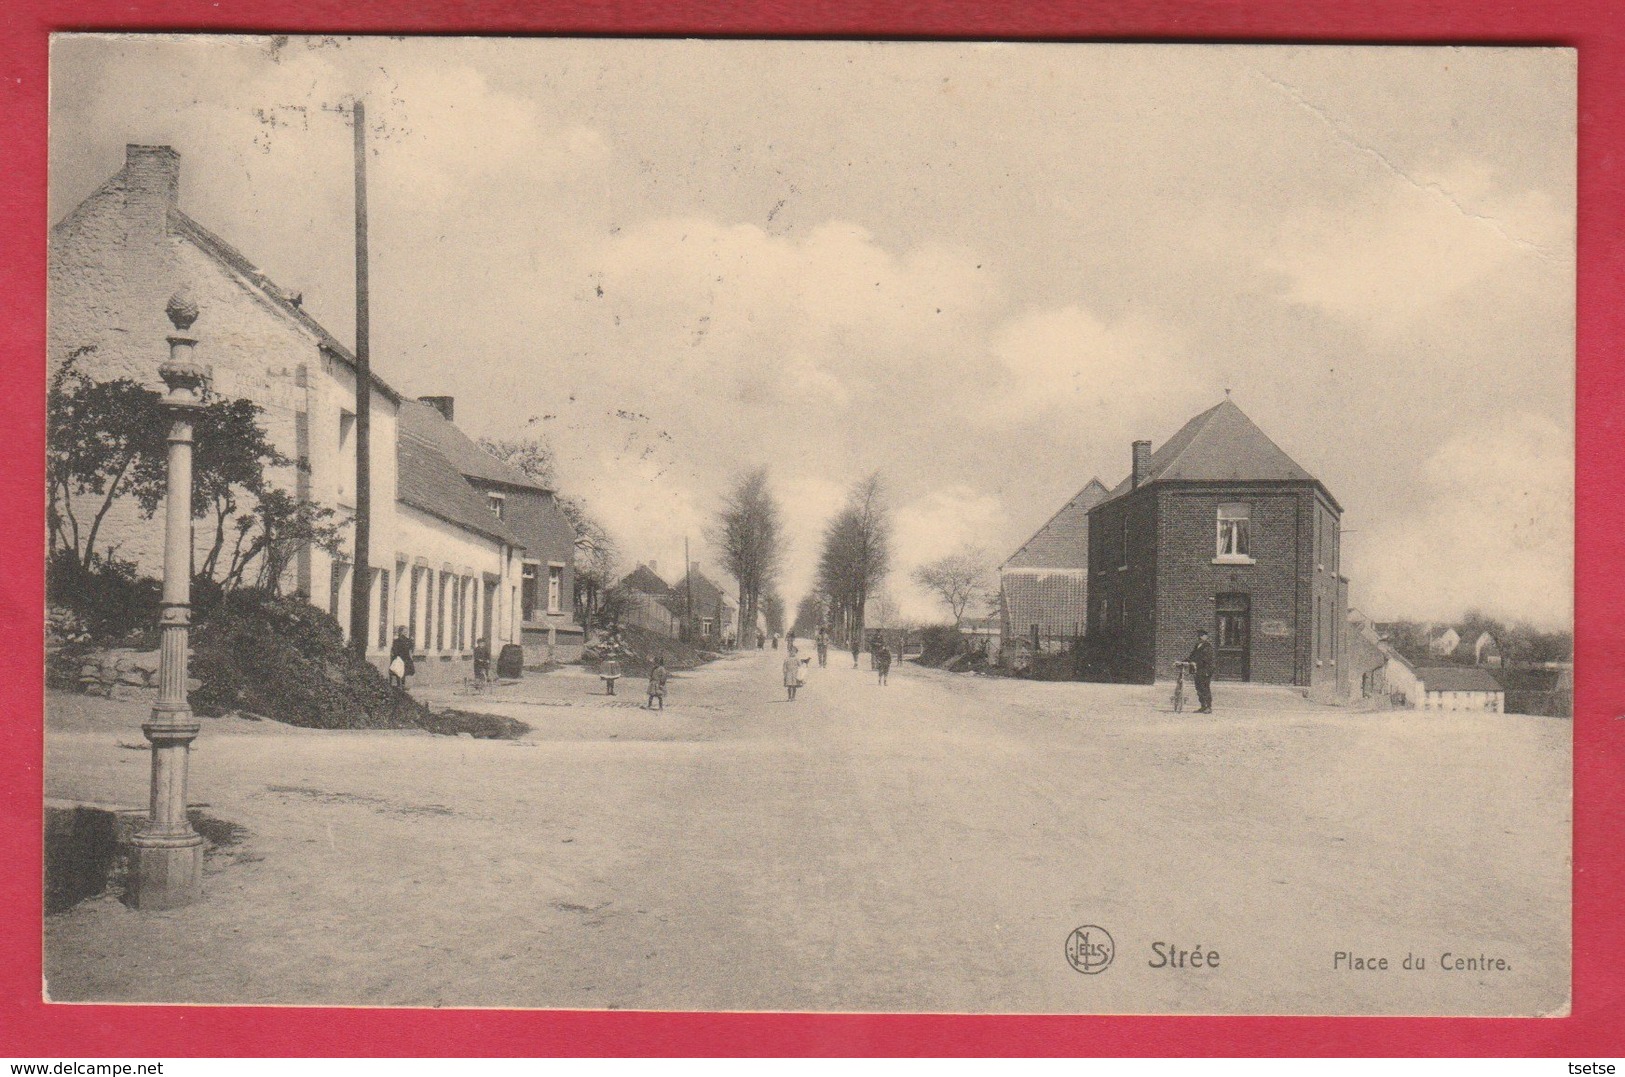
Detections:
916,624,965,666
191,588,429,730
46,549,160,646
45,605,95,691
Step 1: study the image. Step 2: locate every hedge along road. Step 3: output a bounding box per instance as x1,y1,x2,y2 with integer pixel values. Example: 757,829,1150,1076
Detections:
44,649,1569,1015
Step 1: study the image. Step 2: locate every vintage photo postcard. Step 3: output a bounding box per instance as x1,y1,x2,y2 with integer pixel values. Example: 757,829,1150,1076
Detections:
43,35,1574,1016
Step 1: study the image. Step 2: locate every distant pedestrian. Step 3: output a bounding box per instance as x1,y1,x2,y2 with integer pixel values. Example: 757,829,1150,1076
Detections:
783,641,805,701
851,636,861,668
816,631,828,668
875,640,892,686
389,627,415,689
647,657,668,711
601,656,621,696
472,636,492,682
1187,628,1215,713
772,633,780,650
757,633,765,650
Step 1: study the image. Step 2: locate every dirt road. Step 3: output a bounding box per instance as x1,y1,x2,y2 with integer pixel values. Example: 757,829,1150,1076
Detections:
44,651,1570,1014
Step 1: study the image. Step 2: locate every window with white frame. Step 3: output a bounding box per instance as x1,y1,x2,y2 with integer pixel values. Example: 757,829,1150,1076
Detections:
521,563,539,622
337,410,356,503
488,491,505,520
1215,503,1253,562
548,564,563,614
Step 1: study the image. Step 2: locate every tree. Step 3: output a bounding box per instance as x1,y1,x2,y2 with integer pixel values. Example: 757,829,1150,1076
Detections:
48,363,169,571
216,488,349,596
762,592,787,638
709,467,786,649
792,592,827,637
47,357,308,589
911,545,996,627
816,472,891,648
478,435,621,605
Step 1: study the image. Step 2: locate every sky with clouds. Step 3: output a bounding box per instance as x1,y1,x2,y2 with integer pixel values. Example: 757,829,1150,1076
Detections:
49,37,1575,627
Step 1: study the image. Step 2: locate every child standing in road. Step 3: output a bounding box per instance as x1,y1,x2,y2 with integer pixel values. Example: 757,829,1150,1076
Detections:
875,640,893,686
647,657,668,711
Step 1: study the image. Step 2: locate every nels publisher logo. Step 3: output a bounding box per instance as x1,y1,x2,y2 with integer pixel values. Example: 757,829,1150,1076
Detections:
1066,925,1115,975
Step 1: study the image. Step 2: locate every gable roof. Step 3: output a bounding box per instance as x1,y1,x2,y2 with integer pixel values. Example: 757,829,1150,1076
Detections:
168,209,404,405
667,570,735,615
396,432,525,548
1416,667,1503,693
397,400,575,561
622,564,671,596
398,400,545,492
1002,478,1109,570
1098,400,1336,510
505,488,578,565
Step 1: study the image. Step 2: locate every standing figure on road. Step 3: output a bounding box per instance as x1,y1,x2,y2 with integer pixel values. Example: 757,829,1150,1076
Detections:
875,639,892,686
1187,628,1215,713
647,656,668,711
783,640,805,701
389,627,415,689
815,628,828,668
850,635,861,668
472,636,492,682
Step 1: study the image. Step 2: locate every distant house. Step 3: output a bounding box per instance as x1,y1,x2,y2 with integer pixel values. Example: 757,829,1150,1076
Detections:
621,562,680,638
999,478,1108,655
1427,626,1462,658
1415,667,1504,712
1345,610,1390,702
1383,645,1424,707
1086,399,1347,697
666,566,737,646
1470,631,1503,667
401,398,584,662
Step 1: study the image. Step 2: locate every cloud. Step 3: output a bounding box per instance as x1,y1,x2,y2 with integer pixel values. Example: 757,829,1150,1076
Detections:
983,304,1193,434
1264,159,1570,330
1349,415,1571,628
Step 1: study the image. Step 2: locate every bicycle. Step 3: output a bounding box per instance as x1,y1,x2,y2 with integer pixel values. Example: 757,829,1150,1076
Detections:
1172,660,1196,713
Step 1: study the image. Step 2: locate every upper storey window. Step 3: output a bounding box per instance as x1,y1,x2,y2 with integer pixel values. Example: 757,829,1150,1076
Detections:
1215,503,1254,563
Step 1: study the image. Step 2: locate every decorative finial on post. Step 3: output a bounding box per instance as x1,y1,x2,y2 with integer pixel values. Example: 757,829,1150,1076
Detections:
165,288,199,331
160,290,207,410
130,288,208,910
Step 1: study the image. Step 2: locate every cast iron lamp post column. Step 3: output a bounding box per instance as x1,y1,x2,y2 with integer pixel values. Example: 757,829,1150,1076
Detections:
129,290,208,910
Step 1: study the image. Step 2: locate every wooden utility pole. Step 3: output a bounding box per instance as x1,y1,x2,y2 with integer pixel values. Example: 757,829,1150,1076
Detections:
684,537,693,642
348,99,372,656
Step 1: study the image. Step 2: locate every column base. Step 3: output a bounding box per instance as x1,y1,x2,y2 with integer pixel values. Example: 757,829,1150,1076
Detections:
128,835,204,910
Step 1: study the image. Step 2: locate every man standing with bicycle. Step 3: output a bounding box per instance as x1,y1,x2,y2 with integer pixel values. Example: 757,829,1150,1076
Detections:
1187,628,1215,713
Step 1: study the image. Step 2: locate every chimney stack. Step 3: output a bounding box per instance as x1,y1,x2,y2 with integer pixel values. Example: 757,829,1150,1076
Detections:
124,145,181,206
417,395,455,422
1131,440,1152,489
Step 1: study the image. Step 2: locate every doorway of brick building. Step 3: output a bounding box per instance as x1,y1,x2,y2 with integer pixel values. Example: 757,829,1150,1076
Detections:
1215,593,1251,681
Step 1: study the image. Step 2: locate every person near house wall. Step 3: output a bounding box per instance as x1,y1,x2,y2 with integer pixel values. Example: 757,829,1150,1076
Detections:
389,627,415,688
1187,628,1214,713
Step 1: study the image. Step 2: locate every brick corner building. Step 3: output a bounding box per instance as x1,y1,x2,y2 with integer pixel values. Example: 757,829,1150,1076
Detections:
1086,400,1347,696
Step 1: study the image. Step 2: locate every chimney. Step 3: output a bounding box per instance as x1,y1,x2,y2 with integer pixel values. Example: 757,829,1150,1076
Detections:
417,395,455,422
124,144,180,206
1131,440,1152,489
